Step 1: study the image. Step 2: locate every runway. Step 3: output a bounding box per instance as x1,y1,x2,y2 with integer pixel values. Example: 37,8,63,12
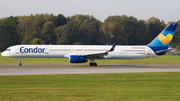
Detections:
0,64,180,75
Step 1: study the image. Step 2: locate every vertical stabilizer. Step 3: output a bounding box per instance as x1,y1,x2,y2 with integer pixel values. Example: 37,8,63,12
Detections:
147,23,178,53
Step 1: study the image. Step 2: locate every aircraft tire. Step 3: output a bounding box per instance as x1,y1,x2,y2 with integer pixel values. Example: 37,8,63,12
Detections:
19,63,22,66
89,63,94,66
94,63,97,66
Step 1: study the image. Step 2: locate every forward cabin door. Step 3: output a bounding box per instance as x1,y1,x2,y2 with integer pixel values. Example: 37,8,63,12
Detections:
45,48,49,54
16,47,20,55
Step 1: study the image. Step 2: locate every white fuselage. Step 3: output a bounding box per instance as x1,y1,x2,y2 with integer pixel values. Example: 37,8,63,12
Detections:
1,45,157,59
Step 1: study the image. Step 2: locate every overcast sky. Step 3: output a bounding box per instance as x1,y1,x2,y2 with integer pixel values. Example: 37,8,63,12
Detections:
0,0,179,23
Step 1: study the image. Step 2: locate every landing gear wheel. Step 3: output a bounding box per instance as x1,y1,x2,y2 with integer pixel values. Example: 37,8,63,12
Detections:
94,63,97,66
89,63,94,66
18,58,22,66
89,62,97,66
19,63,22,66
89,59,97,66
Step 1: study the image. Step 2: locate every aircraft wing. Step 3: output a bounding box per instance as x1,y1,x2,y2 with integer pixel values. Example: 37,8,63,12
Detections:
106,42,110,45
82,42,116,59
63,42,116,59
81,51,108,59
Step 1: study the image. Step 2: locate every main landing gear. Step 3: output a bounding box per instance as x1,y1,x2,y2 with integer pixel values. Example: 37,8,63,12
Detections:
18,58,22,66
89,59,97,66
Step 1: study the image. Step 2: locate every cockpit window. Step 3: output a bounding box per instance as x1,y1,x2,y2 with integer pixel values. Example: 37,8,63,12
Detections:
6,49,11,51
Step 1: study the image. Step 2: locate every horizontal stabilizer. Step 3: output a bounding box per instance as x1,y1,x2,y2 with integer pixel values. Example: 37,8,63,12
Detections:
156,48,174,53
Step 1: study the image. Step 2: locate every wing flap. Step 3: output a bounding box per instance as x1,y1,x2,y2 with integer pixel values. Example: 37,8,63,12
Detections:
82,51,108,56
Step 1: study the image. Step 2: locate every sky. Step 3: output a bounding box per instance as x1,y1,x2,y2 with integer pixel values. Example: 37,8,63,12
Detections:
0,0,179,23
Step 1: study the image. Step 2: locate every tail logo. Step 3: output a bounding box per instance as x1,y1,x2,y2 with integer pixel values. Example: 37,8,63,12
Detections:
158,33,173,45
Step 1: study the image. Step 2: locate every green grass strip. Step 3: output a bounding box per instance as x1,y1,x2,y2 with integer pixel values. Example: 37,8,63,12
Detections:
0,72,180,100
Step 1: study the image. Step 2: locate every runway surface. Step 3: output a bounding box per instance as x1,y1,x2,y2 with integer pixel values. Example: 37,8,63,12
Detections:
0,64,180,75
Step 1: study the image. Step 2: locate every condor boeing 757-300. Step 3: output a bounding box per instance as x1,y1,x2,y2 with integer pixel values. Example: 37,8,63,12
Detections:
1,23,178,66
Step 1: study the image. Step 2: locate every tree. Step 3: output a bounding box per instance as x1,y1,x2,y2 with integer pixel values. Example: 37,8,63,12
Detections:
55,23,70,44
54,14,67,27
135,20,147,45
124,16,138,45
32,38,41,44
56,15,102,45
0,20,5,51
101,15,138,45
31,14,46,38
73,42,82,45
77,16,102,45
21,35,33,44
1,16,19,49
100,22,115,44
42,21,56,44
17,15,34,44
44,13,55,22
146,17,164,44
1,13,180,51
171,21,180,47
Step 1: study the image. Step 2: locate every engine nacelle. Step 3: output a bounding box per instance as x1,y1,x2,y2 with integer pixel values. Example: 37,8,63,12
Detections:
69,55,87,63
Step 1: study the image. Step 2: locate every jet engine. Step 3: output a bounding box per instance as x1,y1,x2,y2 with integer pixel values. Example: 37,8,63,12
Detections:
69,55,87,63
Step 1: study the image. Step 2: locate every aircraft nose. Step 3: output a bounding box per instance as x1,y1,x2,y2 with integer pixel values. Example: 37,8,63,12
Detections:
1,52,6,57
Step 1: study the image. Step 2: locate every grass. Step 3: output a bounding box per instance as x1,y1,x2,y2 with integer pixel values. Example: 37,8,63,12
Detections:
0,52,180,65
1,52,180,100
0,72,180,101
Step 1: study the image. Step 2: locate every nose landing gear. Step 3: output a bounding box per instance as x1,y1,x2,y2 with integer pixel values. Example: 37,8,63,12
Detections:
19,63,22,66
18,58,22,66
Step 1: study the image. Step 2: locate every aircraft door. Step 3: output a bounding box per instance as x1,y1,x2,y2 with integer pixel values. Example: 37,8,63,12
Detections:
16,48,20,54
147,49,151,55
120,49,123,54
45,48,49,54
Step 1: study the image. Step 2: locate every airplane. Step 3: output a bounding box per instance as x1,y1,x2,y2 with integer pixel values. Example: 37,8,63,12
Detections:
1,23,178,66
106,42,110,45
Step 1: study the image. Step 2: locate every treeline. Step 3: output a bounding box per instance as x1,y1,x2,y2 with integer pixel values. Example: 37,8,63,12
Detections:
0,14,180,51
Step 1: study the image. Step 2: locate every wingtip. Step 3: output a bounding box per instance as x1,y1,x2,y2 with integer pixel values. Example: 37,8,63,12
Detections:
109,42,117,52
113,42,117,46
106,42,110,45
